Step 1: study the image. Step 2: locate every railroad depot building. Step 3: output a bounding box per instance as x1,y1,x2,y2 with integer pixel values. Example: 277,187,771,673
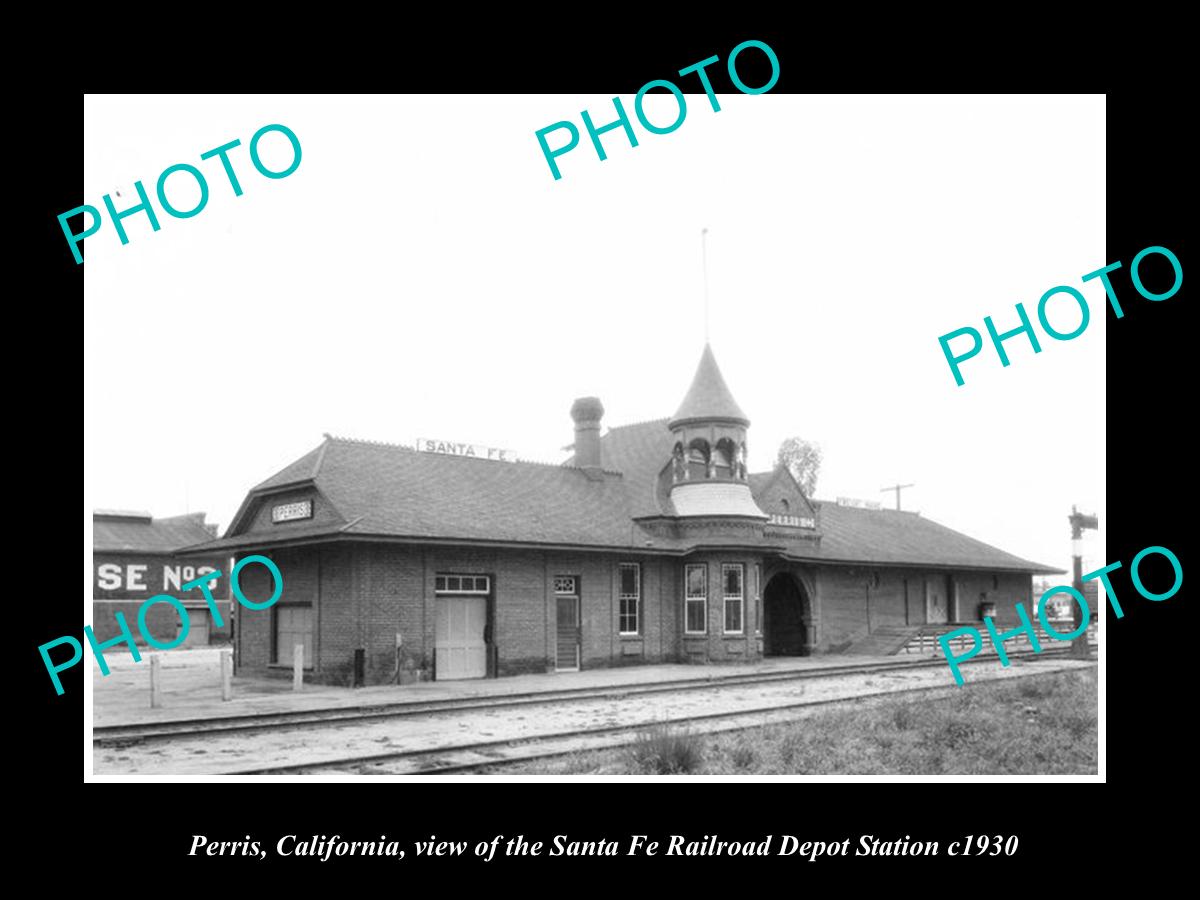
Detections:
185,344,1058,685
92,510,230,648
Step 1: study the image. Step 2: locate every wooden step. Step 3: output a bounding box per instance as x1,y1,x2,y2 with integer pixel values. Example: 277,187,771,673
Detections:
844,625,923,656
899,621,1098,657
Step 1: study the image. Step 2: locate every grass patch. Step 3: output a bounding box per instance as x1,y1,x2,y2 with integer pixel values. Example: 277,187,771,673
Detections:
490,668,1097,776
624,723,705,774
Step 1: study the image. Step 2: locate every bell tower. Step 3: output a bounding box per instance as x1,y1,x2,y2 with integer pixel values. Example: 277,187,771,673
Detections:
667,344,765,518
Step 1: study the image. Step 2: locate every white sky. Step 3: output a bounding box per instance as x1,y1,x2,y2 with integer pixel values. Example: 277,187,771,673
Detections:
84,94,1105,576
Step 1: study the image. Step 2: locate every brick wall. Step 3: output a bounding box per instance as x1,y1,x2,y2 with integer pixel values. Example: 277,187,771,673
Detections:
904,573,925,624
866,569,908,628
93,552,230,600
247,544,663,682
625,554,665,665
232,542,710,684
318,544,357,684
812,566,1035,652
578,555,613,669
90,600,180,647
231,543,1041,683
816,567,870,651
978,572,1035,626
356,544,425,680
494,551,548,675
233,546,319,675
657,557,679,661
91,550,230,646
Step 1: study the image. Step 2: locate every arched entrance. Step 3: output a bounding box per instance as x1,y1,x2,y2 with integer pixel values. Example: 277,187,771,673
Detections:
764,572,811,656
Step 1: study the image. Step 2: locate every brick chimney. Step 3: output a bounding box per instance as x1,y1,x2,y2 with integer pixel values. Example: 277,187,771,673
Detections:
570,396,605,479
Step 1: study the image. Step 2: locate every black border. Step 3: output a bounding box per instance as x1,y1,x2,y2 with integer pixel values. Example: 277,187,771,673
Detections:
48,20,1190,884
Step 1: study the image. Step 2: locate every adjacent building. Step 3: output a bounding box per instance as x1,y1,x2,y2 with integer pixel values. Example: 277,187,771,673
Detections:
183,344,1059,685
92,510,230,647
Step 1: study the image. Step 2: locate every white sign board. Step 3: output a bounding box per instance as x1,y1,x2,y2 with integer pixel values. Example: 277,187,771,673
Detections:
836,496,882,510
768,514,816,529
272,499,313,523
417,438,515,462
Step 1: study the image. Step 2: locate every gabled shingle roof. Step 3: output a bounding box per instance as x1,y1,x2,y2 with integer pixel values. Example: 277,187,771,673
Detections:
747,472,773,495
198,437,654,552
808,502,1058,572
592,417,674,518
255,441,327,489
185,427,1059,574
94,511,217,553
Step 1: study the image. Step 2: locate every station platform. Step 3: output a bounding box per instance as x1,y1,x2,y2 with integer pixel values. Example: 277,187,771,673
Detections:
92,647,957,729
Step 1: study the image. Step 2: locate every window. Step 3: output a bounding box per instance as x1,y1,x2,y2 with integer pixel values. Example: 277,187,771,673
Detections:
723,564,744,634
712,441,734,476
554,576,578,595
687,440,710,480
754,564,762,635
273,605,313,667
435,574,490,594
685,564,707,634
619,563,640,635
780,498,790,512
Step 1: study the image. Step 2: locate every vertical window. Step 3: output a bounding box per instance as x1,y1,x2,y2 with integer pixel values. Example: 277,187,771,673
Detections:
273,605,313,667
754,564,762,635
618,563,640,635
723,564,744,634
712,441,733,477
684,564,707,634
687,441,710,480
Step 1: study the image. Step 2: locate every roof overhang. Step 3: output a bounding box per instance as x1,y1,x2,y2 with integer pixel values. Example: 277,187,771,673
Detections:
774,548,1064,575
176,530,1062,576
668,415,750,430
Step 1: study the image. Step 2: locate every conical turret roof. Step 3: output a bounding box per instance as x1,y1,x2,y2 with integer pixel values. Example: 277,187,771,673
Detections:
669,344,749,428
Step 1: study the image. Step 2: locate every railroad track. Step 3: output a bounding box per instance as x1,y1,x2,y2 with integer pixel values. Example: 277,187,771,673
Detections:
236,662,1095,775
94,647,1087,748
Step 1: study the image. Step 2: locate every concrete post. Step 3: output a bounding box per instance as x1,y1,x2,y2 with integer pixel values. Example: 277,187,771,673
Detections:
220,648,233,701
149,654,162,708
293,643,304,691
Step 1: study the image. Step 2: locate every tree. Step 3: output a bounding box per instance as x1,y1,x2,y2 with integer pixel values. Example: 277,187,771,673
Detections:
776,437,822,497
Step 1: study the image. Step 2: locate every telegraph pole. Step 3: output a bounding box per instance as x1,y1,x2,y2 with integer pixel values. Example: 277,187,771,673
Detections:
1068,505,1099,659
880,483,915,511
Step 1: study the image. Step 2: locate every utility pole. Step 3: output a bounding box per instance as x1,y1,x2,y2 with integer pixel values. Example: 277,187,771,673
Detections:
880,483,915,511
1068,505,1099,659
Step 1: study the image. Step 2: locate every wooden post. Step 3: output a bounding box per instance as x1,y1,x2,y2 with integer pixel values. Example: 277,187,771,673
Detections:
149,654,162,708
1068,506,1099,659
293,643,304,691
220,648,233,701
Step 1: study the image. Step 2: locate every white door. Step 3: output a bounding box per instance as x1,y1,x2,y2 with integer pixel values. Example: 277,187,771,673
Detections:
926,579,948,624
436,596,487,679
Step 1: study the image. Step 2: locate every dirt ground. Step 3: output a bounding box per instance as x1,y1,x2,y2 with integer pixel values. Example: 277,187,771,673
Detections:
92,648,959,726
